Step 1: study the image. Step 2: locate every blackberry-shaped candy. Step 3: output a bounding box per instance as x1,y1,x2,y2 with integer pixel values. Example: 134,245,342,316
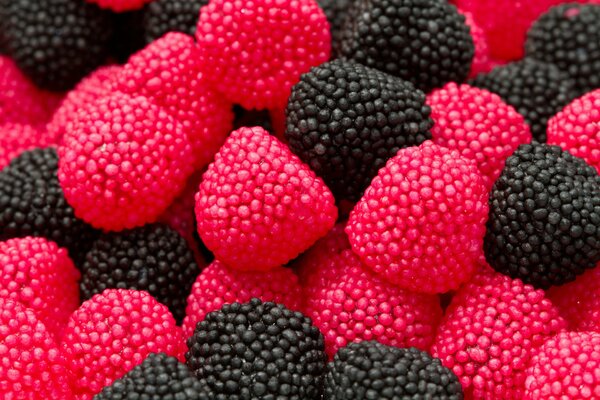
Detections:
484,143,600,289
143,0,208,44
0,0,113,91
470,59,577,142
186,298,327,400
285,60,432,201
0,148,99,263
525,3,600,96
182,260,302,338
80,223,200,323
325,342,463,400
336,0,474,92
317,0,354,49
95,353,205,400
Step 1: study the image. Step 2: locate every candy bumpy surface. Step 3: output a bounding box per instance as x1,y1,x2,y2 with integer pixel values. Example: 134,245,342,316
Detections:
432,265,565,399
0,298,72,399
324,341,463,400
428,83,532,189
337,0,474,92
547,89,600,174
286,59,433,201
182,259,302,338
301,225,443,358
79,223,200,324
62,288,186,400
195,0,331,110
524,332,600,400
185,298,327,400
195,126,337,271
0,237,79,339
58,92,194,231
484,143,600,289
346,140,488,294
94,352,205,400
116,32,233,170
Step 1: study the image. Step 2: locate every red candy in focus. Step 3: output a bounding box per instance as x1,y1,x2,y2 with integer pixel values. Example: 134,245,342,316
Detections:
0,237,79,339
61,289,185,400
116,33,233,170
432,265,566,399
428,83,532,189
547,88,600,173
47,65,120,146
195,0,331,109
58,91,193,231
0,298,72,399
195,126,337,271
346,141,488,294
300,225,443,359
525,332,600,400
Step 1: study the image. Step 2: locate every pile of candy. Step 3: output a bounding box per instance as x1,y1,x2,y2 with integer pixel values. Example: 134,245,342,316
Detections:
2,0,600,399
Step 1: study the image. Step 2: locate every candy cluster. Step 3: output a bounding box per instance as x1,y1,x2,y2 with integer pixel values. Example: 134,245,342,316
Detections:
1,0,600,399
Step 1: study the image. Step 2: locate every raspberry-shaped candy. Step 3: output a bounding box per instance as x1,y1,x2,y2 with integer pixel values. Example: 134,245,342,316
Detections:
0,148,100,263
58,92,193,231
470,59,577,142
85,0,152,12
195,0,331,110
460,10,493,78
46,65,120,145
95,353,205,399
431,265,566,399
346,141,488,294
285,60,433,201
325,342,463,400
143,0,208,44
427,83,532,189
336,0,474,93
0,237,79,339
0,298,72,399
454,0,562,61
116,33,233,169
547,89,600,173
0,123,54,171
547,266,600,331
0,0,114,91
0,56,61,126
186,298,327,399
525,4,600,96
62,289,186,399
485,144,600,288
524,332,600,400
182,259,302,338
301,225,442,358
195,126,337,271
80,223,200,323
